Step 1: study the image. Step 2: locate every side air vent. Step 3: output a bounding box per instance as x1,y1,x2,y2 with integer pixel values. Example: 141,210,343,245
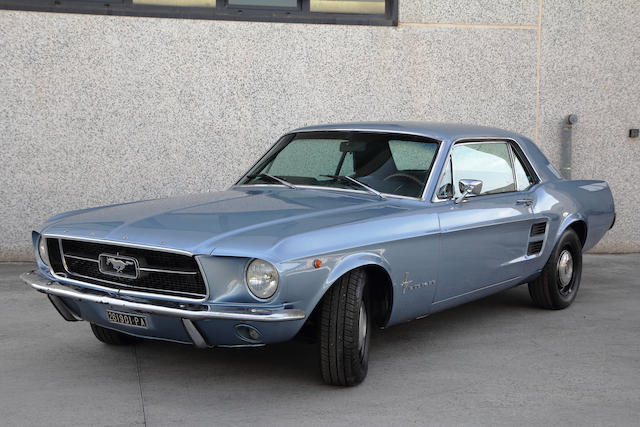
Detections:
530,222,547,237
527,241,544,255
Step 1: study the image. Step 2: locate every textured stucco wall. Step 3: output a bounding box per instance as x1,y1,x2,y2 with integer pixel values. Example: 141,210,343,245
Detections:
537,0,640,253
0,0,638,260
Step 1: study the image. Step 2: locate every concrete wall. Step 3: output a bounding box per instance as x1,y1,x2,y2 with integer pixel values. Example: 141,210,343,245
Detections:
0,0,638,260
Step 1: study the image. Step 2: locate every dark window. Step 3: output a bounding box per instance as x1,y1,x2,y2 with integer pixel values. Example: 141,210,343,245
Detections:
511,146,537,191
228,0,297,7
240,131,439,199
0,0,397,25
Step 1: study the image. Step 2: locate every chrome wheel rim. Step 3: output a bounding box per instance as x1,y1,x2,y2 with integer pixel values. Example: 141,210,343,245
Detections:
557,249,574,293
358,303,368,355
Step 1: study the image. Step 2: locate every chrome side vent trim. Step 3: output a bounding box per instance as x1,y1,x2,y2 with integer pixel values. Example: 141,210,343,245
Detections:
530,222,547,237
527,241,544,255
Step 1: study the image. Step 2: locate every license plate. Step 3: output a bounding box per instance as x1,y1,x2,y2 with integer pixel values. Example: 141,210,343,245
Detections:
106,310,148,328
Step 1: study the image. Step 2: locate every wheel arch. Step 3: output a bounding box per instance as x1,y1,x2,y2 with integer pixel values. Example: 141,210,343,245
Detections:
557,216,588,250
567,220,587,248
305,253,394,332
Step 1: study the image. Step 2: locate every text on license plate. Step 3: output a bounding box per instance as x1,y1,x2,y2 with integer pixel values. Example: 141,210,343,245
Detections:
106,310,148,328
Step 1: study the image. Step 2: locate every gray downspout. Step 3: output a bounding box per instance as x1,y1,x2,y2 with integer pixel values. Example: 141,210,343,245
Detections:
560,114,578,179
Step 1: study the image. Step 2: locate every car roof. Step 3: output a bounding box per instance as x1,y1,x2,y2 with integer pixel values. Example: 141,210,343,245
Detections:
290,121,525,142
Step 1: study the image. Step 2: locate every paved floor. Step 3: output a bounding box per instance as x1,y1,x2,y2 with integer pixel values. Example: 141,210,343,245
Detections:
1,255,639,426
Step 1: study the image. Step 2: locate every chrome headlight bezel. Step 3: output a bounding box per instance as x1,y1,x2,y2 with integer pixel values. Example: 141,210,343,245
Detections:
37,236,50,267
245,259,279,299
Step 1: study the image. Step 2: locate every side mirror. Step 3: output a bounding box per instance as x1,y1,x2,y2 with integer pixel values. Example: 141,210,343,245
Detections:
455,179,483,204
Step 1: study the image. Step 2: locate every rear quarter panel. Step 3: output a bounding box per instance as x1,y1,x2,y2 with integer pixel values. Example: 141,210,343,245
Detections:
530,180,614,273
555,180,615,251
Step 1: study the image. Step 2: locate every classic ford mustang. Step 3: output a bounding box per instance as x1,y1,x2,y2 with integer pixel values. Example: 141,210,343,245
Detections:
22,122,615,386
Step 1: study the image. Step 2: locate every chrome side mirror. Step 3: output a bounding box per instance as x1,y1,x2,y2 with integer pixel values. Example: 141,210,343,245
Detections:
455,179,483,204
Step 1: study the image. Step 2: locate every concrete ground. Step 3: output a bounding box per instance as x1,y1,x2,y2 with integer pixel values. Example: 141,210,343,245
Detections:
1,255,638,427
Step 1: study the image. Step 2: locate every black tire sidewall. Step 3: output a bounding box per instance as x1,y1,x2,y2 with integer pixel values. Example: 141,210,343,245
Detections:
548,230,582,308
319,269,371,386
348,279,370,384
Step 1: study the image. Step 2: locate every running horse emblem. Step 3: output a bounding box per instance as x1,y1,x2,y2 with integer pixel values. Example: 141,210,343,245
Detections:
106,257,134,273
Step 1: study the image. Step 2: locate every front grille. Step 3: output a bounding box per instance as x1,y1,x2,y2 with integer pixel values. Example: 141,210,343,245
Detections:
530,222,547,237
46,238,207,299
527,241,544,255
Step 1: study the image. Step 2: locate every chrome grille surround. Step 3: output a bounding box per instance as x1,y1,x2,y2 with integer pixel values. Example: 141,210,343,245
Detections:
43,235,209,302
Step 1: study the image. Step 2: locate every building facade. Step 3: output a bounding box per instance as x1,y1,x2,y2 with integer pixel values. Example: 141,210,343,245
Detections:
1,0,638,260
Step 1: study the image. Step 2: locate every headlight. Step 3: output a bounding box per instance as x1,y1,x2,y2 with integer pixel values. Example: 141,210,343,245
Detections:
37,236,50,267
245,259,278,299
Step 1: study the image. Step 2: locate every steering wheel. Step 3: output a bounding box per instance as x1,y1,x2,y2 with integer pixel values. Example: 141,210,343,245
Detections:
383,173,423,185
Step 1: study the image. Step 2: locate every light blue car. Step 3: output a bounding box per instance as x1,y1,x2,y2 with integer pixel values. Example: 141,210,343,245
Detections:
22,122,615,386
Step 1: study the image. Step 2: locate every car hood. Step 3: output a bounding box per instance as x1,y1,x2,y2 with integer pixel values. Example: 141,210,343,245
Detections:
41,187,412,259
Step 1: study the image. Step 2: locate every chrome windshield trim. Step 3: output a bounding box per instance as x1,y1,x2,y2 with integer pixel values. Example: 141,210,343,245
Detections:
320,175,386,200
231,184,426,202
291,127,441,138
419,141,442,202
21,271,305,323
249,173,297,189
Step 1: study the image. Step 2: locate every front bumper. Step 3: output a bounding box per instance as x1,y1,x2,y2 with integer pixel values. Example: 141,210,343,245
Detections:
21,270,306,347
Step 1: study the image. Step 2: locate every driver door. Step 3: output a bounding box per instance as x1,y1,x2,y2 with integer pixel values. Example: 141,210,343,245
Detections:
432,140,536,306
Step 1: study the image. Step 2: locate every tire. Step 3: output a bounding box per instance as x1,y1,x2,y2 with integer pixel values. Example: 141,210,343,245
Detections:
528,228,583,309
319,268,370,386
90,323,136,345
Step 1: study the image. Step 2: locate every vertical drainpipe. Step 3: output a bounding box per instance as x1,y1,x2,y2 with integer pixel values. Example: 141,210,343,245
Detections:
560,114,578,179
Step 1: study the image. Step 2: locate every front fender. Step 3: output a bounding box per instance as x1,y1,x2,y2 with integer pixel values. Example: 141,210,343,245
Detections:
324,252,392,290
282,251,392,326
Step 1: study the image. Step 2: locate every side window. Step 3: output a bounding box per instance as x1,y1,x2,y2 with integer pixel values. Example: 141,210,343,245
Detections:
451,142,516,197
512,149,535,191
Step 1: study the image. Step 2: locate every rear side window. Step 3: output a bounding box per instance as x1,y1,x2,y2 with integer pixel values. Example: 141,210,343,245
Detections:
513,151,535,191
451,142,515,197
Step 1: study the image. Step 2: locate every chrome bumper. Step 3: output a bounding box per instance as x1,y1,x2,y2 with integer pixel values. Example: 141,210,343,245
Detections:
20,271,306,323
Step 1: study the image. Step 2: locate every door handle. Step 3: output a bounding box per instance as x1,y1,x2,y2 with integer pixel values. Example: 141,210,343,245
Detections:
516,199,534,206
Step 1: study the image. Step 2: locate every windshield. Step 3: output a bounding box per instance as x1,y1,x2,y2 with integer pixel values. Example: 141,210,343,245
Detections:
239,131,440,198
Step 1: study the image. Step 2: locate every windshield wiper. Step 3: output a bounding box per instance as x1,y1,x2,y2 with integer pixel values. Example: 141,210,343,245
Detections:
320,175,386,200
246,173,297,189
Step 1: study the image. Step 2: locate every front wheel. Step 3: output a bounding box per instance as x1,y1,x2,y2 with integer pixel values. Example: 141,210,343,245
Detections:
319,269,370,386
528,228,583,309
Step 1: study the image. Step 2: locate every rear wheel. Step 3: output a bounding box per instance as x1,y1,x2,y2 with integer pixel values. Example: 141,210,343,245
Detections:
319,269,370,386
90,323,136,345
528,228,583,309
